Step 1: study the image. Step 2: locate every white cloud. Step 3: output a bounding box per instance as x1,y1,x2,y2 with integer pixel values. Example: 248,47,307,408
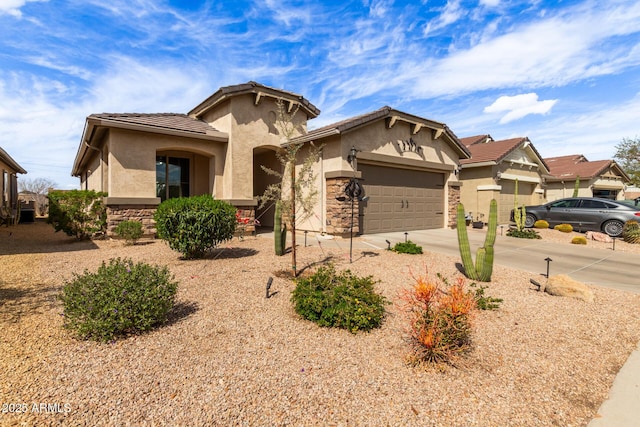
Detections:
402,1,640,98
0,0,45,17
424,0,464,36
479,0,501,6
484,93,557,123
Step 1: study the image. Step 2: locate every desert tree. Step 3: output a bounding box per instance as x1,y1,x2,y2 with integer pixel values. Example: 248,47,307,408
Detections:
614,137,640,186
259,99,322,277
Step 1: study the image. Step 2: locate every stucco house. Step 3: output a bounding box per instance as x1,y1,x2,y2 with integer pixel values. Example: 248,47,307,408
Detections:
72,81,470,236
543,155,630,201
1,147,27,225
458,135,549,224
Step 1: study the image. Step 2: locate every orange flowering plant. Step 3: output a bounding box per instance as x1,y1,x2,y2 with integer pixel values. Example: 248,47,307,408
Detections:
398,270,477,365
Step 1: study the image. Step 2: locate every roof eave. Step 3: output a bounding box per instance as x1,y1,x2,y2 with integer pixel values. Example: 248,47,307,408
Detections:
188,82,320,119
0,147,27,174
71,117,229,176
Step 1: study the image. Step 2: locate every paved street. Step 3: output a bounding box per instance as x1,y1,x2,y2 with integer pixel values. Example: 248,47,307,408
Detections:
344,228,640,293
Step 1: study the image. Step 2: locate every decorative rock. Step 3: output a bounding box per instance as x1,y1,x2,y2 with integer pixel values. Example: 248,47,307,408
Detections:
585,231,613,243
545,274,594,302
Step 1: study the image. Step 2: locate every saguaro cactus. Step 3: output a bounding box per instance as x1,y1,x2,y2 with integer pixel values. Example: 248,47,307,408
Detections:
274,200,287,256
457,199,498,282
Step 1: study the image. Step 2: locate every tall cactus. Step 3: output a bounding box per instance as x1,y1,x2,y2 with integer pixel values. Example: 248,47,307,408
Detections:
457,199,498,282
274,200,287,256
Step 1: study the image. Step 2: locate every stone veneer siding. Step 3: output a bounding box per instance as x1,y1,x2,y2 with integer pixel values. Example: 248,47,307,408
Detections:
106,204,256,238
447,182,461,228
325,177,360,235
106,205,158,237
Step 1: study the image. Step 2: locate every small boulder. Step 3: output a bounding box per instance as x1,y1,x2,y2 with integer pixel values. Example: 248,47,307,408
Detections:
585,231,613,243
545,274,594,303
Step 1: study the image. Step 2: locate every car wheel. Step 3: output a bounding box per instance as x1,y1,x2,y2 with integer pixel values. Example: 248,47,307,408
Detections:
524,213,536,228
603,220,624,237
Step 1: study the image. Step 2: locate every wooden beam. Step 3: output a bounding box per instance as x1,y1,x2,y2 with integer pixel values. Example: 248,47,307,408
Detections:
386,116,398,129
411,123,423,134
254,92,263,105
433,128,443,139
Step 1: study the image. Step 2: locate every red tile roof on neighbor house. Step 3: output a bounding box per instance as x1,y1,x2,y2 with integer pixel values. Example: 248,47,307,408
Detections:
543,154,622,181
459,134,493,148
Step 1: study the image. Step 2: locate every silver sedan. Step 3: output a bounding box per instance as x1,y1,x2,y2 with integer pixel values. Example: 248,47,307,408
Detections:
514,197,640,237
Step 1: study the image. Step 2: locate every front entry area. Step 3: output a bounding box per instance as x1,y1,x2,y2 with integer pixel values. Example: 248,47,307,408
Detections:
359,164,445,234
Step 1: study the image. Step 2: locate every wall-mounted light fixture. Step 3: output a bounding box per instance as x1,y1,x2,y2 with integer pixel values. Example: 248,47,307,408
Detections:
347,146,358,171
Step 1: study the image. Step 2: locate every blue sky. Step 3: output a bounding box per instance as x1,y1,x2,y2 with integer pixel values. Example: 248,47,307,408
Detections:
1,0,639,189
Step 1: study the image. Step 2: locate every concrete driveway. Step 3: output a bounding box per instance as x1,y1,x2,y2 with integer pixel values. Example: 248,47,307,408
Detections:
352,227,640,294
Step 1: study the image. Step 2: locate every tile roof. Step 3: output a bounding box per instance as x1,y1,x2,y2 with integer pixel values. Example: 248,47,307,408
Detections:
460,137,526,164
544,154,613,180
0,146,27,174
88,113,218,135
459,134,493,147
295,106,471,158
188,81,320,119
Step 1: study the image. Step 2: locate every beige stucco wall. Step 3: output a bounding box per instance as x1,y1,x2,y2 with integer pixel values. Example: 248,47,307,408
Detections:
460,160,545,223
1,159,14,206
200,94,309,202
545,178,625,201
101,129,226,199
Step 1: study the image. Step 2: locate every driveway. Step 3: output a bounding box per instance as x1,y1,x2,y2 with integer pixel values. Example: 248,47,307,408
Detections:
354,228,640,293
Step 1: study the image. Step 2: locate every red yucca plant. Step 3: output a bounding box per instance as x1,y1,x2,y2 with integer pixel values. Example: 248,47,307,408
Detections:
399,271,476,365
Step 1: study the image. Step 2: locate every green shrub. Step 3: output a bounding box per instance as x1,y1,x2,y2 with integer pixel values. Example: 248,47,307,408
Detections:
554,223,573,233
533,219,549,229
506,228,541,239
571,236,587,245
114,220,144,245
399,273,476,365
291,264,388,333
47,190,107,240
622,220,640,244
59,258,178,342
392,240,423,254
469,282,503,310
154,195,237,259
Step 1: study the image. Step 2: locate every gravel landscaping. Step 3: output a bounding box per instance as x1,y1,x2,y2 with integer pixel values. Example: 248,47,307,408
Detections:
2,219,640,426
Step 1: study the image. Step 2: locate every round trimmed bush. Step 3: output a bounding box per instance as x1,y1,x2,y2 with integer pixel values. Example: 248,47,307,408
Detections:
59,258,178,342
554,223,573,233
571,236,587,245
114,219,144,245
291,264,388,333
533,219,549,229
154,195,237,259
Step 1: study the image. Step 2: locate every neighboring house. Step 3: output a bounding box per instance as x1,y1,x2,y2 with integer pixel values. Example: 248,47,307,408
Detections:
544,155,630,201
0,146,27,220
458,135,549,224
71,81,470,236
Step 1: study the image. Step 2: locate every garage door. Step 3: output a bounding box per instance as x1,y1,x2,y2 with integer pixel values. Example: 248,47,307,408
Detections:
359,164,445,234
498,181,516,224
